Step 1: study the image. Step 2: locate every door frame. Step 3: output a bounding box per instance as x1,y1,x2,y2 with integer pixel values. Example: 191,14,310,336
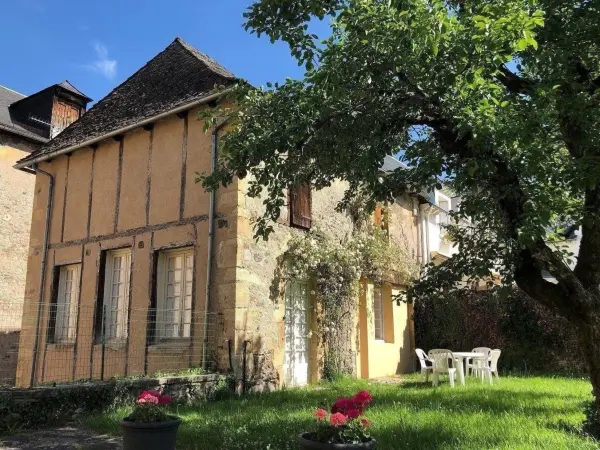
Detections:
283,279,311,387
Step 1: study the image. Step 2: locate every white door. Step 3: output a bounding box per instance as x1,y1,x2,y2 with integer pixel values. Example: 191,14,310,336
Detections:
284,280,310,386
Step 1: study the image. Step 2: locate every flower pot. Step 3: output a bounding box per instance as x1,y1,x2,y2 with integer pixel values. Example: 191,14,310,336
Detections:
121,416,181,450
298,433,377,450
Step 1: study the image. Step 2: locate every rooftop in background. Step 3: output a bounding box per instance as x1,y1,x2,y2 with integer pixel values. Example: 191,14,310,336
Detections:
0,80,91,146
0,85,46,143
17,38,238,168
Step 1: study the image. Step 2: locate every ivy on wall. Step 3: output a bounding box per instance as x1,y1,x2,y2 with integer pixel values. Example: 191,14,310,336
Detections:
278,217,419,380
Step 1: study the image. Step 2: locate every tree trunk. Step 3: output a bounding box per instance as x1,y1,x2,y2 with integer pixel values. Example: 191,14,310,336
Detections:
575,316,600,431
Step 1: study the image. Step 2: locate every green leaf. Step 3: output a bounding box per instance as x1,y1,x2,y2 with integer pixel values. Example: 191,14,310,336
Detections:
516,39,528,51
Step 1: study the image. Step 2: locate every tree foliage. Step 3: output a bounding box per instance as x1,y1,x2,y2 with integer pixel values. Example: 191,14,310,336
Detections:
198,0,600,423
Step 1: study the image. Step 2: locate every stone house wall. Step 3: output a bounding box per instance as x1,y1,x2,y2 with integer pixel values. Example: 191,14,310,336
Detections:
15,101,420,388
0,130,40,385
232,176,420,386
15,108,238,387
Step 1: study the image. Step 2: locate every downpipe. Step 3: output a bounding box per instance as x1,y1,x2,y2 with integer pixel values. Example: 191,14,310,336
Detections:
202,120,228,370
29,163,54,387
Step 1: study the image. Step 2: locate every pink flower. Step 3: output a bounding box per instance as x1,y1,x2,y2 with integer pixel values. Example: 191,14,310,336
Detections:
361,418,372,429
137,390,171,406
138,392,159,405
330,412,348,427
313,408,328,421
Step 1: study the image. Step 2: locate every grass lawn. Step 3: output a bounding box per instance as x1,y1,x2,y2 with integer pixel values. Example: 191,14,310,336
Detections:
84,375,598,449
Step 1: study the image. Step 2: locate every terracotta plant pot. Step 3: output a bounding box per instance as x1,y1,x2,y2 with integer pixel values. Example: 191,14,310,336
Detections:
298,433,377,450
121,416,181,450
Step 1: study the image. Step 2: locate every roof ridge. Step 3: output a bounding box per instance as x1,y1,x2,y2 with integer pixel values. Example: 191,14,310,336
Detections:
52,39,183,136
173,37,237,80
16,37,238,167
59,80,89,99
0,84,26,98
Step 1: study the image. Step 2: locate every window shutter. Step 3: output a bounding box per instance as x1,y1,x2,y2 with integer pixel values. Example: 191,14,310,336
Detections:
373,205,383,227
290,184,312,229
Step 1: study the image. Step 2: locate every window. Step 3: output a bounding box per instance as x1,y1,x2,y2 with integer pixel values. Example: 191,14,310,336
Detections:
156,248,194,340
373,285,384,340
289,184,312,230
100,249,131,341
51,264,81,344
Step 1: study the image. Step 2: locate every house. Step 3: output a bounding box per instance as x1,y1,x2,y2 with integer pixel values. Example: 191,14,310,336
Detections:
13,38,423,388
0,81,90,385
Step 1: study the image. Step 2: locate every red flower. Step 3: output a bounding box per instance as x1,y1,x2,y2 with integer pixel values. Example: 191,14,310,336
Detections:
361,418,372,429
158,394,172,405
352,390,372,409
346,408,361,419
330,412,348,427
313,408,328,421
331,397,353,414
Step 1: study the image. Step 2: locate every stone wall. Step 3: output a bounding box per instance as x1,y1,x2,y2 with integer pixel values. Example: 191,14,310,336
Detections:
0,139,36,328
0,331,20,386
230,177,420,386
0,132,39,387
0,373,225,431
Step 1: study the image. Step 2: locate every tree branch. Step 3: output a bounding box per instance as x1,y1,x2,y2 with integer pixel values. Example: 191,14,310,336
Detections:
496,65,535,94
515,246,587,321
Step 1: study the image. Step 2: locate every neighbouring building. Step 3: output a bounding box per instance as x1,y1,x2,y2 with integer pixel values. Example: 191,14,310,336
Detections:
0,81,90,385
13,38,427,388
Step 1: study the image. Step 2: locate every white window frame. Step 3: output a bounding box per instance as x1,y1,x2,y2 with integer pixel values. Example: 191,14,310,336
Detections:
54,264,81,344
373,285,384,341
156,247,194,341
101,248,131,342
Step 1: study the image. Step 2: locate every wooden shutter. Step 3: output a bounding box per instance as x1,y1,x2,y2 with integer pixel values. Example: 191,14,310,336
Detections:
290,184,312,230
373,205,383,227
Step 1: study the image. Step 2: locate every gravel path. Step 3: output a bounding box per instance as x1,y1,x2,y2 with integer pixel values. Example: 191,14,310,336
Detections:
0,427,122,449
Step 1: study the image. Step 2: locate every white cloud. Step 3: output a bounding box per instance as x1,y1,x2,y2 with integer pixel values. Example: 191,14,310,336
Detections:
84,41,117,80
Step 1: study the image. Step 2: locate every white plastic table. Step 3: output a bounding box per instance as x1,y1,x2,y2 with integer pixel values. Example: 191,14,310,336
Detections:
452,352,486,385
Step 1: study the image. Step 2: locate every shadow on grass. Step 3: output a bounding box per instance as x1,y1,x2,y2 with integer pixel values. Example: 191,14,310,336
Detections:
84,377,597,450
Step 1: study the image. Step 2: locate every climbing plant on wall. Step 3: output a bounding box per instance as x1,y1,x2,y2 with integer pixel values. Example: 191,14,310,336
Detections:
283,221,418,380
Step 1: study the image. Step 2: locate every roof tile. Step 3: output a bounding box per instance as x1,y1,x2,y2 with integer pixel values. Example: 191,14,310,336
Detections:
17,38,237,166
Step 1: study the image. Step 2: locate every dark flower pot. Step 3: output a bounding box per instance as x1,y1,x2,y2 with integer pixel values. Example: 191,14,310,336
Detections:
121,416,181,450
298,433,377,450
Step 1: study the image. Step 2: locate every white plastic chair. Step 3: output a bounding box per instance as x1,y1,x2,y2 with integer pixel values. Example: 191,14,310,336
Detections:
415,348,433,382
489,349,501,380
466,347,491,377
476,349,501,384
428,349,457,388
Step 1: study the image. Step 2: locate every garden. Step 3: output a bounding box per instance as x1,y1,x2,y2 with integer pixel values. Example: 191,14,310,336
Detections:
84,375,597,450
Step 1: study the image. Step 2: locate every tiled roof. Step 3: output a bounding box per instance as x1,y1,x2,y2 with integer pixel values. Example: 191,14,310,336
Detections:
57,80,93,102
17,37,237,166
0,85,49,143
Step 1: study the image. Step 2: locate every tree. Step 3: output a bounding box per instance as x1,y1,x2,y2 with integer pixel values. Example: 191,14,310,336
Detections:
200,0,600,428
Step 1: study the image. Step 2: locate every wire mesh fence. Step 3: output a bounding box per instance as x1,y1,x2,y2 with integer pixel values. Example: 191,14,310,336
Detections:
0,300,219,388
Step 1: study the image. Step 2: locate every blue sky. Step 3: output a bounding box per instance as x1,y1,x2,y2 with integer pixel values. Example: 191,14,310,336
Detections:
0,1,329,104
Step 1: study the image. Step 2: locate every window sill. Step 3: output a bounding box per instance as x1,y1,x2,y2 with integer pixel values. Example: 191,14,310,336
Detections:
46,342,75,350
374,339,395,345
148,339,191,353
95,340,128,351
